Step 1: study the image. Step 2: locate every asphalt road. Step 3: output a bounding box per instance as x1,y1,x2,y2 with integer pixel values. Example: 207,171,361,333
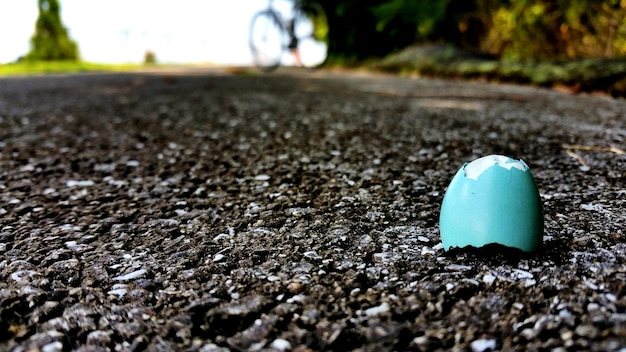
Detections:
1,67,625,351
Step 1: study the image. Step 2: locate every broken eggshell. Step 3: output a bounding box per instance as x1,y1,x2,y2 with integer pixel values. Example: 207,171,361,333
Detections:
439,155,543,252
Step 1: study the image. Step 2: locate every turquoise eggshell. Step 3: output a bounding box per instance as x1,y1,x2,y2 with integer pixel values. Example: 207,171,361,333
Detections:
439,156,543,252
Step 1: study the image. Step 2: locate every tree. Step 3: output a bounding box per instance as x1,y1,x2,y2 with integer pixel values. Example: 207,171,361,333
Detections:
26,0,79,61
319,0,626,62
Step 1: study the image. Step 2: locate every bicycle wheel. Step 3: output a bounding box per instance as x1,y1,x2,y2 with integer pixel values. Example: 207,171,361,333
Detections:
293,2,328,68
249,10,285,72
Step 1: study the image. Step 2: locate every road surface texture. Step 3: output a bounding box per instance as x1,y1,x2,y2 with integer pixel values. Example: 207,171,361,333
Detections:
1,68,625,351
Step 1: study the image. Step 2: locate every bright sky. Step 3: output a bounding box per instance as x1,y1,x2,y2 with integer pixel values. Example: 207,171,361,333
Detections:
0,0,290,65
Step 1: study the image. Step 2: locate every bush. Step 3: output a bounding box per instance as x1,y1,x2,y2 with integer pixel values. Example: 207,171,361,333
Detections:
144,51,157,65
481,0,626,60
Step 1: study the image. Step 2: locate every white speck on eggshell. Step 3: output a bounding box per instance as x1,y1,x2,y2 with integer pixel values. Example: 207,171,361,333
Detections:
464,155,528,180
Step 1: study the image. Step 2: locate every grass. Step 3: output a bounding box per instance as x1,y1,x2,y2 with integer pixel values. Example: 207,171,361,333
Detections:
0,61,144,76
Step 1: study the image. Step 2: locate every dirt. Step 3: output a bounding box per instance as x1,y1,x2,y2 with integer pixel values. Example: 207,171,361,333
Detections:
0,68,625,351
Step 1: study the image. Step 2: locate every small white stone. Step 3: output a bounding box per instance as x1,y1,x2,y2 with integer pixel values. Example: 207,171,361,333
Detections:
606,293,617,302
107,288,127,298
11,270,38,282
112,269,147,281
66,180,95,187
581,203,598,211
421,246,435,255
270,338,292,351
520,328,536,339
365,302,390,317
413,336,429,345
213,234,230,241
524,279,537,287
213,254,225,262
513,269,533,279
470,338,496,352
42,341,63,352
87,330,112,345
584,280,599,290
303,251,321,259
561,330,574,341
20,164,35,172
446,264,472,271
587,302,600,312
254,174,271,181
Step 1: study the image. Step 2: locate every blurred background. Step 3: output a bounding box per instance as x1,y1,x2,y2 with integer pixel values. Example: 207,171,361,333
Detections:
321,0,626,62
0,0,267,65
1,0,625,66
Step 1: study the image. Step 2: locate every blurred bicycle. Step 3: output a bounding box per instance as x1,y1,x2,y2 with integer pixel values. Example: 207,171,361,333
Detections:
249,0,329,72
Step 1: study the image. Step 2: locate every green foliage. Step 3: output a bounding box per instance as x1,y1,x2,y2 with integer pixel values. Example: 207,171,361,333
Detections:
371,0,450,40
483,0,626,60
26,0,79,61
321,0,626,62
